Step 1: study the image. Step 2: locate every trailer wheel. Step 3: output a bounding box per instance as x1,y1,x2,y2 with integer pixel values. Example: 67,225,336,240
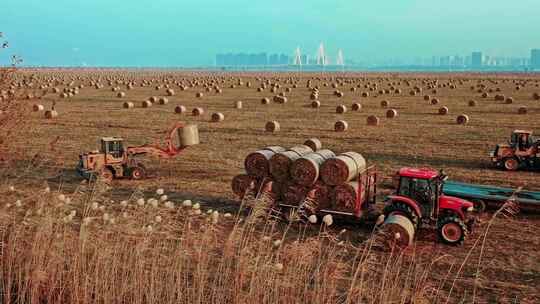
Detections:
437,216,468,245
383,201,420,227
503,157,519,171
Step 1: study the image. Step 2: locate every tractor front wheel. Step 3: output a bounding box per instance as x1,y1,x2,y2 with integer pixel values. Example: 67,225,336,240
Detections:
437,216,468,245
503,157,519,171
129,166,146,180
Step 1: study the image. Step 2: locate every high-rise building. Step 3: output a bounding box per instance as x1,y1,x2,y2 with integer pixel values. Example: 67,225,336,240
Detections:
471,52,483,68
531,49,540,69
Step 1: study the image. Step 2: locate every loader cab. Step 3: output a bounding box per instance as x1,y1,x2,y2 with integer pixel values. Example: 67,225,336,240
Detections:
510,130,533,151
101,137,125,159
396,168,446,219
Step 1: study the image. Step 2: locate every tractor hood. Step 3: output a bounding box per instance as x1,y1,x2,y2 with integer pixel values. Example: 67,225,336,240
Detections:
440,195,473,210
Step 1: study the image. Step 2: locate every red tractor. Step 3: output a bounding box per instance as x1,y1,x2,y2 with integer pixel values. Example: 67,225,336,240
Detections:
384,168,475,245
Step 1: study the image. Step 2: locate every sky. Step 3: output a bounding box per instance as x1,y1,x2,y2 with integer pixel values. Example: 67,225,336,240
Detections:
1,0,539,67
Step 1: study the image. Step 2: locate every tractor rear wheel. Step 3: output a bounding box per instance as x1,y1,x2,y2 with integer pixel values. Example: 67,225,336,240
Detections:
437,216,468,245
100,168,114,183
129,166,146,180
383,201,420,228
503,157,519,171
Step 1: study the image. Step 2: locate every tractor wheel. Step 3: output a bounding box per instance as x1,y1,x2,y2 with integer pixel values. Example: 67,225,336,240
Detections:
383,201,420,228
100,168,114,183
503,157,519,171
129,166,146,180
437,216,468,245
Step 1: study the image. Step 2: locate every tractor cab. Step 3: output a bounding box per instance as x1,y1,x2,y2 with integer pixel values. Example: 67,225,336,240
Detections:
509,130,533,151
395,167,446,219
101,137,125,159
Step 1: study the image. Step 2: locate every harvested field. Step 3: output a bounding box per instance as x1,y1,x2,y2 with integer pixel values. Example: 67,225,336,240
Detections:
2,69,540,303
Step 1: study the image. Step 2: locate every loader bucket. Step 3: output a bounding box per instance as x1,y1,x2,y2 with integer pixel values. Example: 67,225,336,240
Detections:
178,124,200,147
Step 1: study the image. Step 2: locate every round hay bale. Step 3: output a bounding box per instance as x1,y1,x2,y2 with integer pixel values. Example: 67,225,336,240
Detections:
383,214,415,248
331,181,361,212
265,121,280,132
196,92,204,98
367,115,380,126
44,110,58,119
32,104,44,112
123,102,134,109
456,114,469,125
311,100,321,108
231,174,258,198
166,88,175,96
257,87,264,92
438,106,449,115
211,112,225,122
310,93,318,100
505,97,513,104
269,145,313,181
192,107,204,116
174,105,187,114
334,120,348,132
518,106,527,114
386,109,398,118
142,100,152,108
158,97,169,105
481,92,489,98
431,98,439,105
352,103,362,111
424,95,430,101
261,97,270,104
148,96,158,103
362,92,369,97
305,182,332,211
320,152,367,186
273,95,287,103
468,100,476,107
381,100,389,108
304,138,322,151
282,183,310,206
244,146,286,177
117,92,126,98
290,149,336,186
235,101,243,109
336,105,347,114
533,93,540,100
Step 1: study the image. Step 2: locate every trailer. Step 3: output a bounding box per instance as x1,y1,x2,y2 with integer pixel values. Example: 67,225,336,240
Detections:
443,180,540,212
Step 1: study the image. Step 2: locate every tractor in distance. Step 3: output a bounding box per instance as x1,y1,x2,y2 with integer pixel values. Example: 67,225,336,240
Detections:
490,130,540,171
383,167,475,246
76,123,199,182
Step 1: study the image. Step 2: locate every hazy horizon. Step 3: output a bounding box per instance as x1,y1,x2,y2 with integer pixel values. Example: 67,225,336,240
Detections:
2,0,539,67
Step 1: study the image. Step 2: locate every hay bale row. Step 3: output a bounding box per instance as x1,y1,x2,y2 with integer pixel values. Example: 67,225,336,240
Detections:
244,146,286,177
290,149,336,186
269,145,314,182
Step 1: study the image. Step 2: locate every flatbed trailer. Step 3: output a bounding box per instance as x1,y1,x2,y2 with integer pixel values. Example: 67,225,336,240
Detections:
443,181,540,212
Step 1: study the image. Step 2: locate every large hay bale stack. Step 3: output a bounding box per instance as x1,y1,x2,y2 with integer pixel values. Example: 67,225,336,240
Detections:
269,145,313,182
320,152,366,186
456,114,469,125
265,121,280,132
211,112,225,122
244,146,286,178
290,149,336,186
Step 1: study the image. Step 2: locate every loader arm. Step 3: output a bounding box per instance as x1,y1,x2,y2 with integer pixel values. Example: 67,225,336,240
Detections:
126,122,188,158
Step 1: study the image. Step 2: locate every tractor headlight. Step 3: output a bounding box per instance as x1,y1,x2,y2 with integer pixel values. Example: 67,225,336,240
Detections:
467,206,474,212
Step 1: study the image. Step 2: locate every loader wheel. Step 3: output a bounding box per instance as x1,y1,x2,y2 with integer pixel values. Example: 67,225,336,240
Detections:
437,216,468,245
100,168,114,183
383,201,420,228
129,166,146,180
503,157,519,171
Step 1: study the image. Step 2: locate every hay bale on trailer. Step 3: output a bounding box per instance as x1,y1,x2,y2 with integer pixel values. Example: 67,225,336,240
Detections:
320,152,367,186
303,138,322,151
282,183,310,206
231,174,258,199
244,146,286,178
269,145,313,182
304,182,332,211
290,149,336,186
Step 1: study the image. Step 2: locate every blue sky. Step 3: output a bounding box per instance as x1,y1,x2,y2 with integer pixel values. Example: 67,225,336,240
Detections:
1,0,539,66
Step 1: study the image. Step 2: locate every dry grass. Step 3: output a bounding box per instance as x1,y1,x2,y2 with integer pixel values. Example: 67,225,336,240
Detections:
1,69,540,303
